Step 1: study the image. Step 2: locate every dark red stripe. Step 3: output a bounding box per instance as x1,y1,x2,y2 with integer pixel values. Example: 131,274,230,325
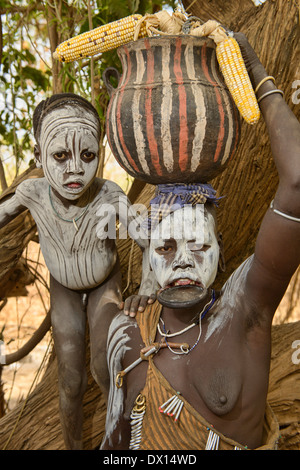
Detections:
144,39,162,176
174,37,189,172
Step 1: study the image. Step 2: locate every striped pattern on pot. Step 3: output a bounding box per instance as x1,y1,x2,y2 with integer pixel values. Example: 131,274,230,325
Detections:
106,35,240,184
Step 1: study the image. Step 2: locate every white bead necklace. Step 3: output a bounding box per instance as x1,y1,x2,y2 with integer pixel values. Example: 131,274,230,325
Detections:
157,290,216,355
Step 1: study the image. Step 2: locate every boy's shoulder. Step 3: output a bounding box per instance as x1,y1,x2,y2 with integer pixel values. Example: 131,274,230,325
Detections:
94,178,126,198
16,176,47,196
95,177,124,190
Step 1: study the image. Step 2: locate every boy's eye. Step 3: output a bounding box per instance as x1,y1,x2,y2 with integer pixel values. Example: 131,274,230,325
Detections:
53,152,68,161
81,151,96,161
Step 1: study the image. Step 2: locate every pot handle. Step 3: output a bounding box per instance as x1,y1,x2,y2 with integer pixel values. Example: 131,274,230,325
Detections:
103,67,121,97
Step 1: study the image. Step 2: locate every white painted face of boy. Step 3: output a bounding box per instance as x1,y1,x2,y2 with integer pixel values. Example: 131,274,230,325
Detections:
149,206,220,290
38,105,100,201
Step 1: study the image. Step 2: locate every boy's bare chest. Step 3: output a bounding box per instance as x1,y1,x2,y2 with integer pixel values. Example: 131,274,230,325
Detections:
18,178,121,289
33,207,117,289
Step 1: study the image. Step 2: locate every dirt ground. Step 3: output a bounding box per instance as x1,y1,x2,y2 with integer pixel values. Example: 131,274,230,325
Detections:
0,241,299,413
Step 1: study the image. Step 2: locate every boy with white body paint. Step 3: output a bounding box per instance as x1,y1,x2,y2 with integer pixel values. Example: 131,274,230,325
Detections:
98,33,300,450
0,93,155,449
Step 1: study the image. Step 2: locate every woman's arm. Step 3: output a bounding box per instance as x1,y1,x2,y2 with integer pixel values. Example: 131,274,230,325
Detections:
235,33,300,317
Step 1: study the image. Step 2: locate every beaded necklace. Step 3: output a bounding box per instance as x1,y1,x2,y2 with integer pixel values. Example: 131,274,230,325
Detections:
158,289,216,355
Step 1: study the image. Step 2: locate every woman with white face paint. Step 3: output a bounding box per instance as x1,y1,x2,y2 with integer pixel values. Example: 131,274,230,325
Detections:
0,93,155,450
149,205,220,299
99,33,300,451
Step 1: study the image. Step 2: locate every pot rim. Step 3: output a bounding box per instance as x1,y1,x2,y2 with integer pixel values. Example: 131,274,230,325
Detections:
117,34,216,55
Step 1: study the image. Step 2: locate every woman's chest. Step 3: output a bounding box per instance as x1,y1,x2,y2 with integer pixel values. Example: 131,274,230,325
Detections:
152,340,243,418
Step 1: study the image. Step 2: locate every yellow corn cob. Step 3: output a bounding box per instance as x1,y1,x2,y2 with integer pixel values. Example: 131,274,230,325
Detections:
53,14,147,63
216,37,260,125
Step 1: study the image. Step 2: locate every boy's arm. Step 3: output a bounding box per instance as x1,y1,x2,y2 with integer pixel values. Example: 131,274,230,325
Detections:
0,193,27,229
110,183,157,316
121,248,157,317
118,196,157,316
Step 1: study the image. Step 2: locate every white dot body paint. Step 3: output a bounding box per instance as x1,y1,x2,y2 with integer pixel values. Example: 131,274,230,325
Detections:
149,206,220,290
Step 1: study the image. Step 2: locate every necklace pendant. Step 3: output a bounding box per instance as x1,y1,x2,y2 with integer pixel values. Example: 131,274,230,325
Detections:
73,218,79,231
159,393,184,422
48,185,89,230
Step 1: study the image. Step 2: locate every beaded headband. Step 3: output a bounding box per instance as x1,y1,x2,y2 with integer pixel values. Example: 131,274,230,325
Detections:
145,183,221,232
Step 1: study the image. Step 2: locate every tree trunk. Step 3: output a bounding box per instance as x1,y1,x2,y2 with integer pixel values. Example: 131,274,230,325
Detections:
0,157,8,193
182,0,256,27
268,322,300,450
45,2,63,95
0,0,299,450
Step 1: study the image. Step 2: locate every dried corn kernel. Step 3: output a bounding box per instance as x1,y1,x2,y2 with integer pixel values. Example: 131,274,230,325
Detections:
53,14,147,63
216,37,260,124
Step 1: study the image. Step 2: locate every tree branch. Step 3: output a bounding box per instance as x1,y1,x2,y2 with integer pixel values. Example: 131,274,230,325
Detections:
87,0,95,107
0,2,44,15
45,1,63,94
3,311,51,366
0,157,8,193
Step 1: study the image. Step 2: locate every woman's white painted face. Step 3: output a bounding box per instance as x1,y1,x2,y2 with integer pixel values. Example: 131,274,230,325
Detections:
38,105,100,200
149,206,220,290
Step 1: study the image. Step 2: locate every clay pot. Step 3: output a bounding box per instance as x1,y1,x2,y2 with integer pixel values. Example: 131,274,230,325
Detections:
104,35,240,184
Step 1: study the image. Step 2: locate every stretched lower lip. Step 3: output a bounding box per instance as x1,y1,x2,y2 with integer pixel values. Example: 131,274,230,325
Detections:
162,279,203,289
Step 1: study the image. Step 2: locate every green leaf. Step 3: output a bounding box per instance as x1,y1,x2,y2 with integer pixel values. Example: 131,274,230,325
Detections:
21,66,49,91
